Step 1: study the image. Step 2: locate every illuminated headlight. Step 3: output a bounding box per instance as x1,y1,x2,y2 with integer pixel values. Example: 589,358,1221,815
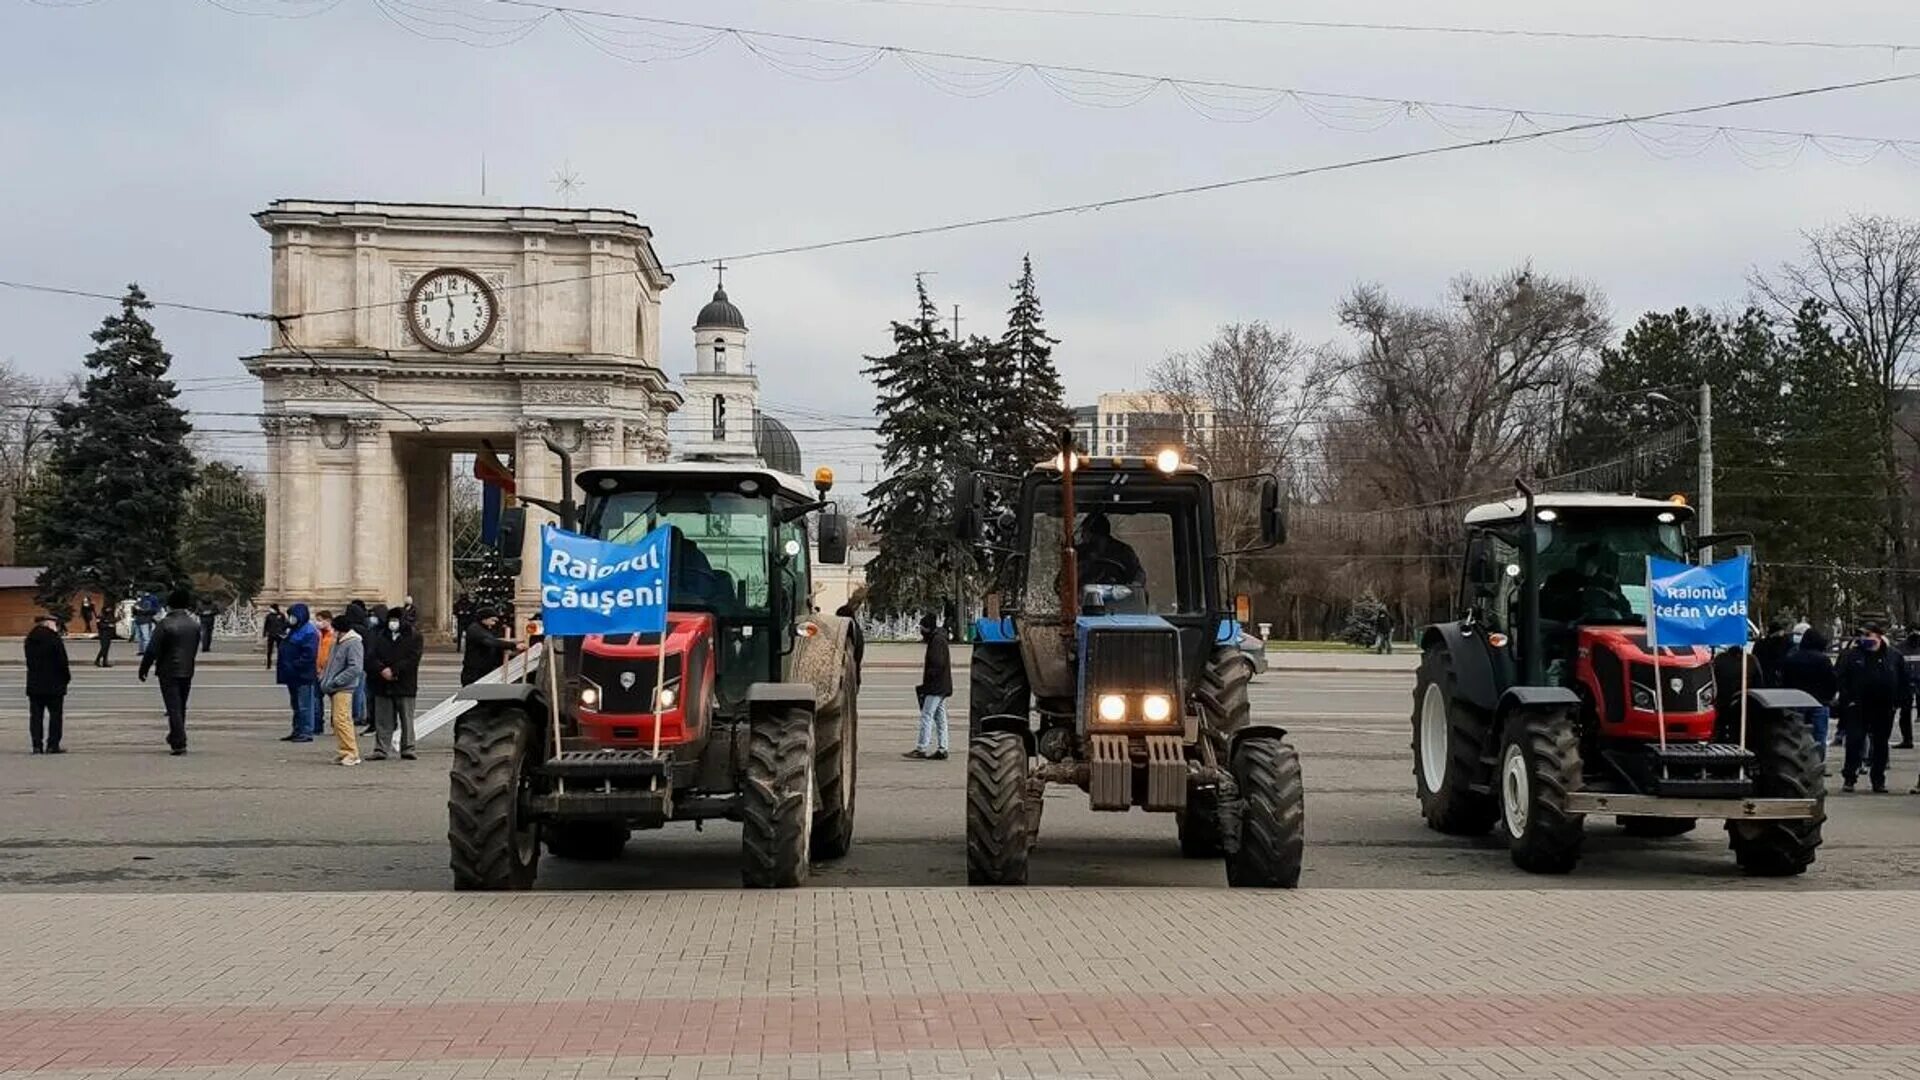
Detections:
1141,694,1173,722
1631,683,1656,711
1154,448,1181,474
1097,694,1127,722
655,686,677,710
579,686,599,708
1698,682,1716,710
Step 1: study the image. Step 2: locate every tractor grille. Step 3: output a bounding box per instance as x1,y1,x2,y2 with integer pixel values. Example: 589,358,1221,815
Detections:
1084,628,1181,694
1630,661,1714,713
582,652,662,714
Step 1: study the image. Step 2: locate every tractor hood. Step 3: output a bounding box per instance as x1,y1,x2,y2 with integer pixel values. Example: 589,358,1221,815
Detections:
1577,625,1712,667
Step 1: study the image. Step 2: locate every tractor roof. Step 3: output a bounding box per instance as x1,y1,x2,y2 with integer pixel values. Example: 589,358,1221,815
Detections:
1464,493,1694,525
577,462,819,503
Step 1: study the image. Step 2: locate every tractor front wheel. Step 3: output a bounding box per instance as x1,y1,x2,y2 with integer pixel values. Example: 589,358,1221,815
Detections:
741,704,816,888
1728,705,1825,877
1225,735,1304,888
448,706,542,891
966,732,1032,885
1498,707,1584,875
1618,815,1696,838
1413,646,1498,835
544,821,630,860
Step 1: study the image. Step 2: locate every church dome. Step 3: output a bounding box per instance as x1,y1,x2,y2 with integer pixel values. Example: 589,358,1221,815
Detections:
753,412,802,476
694,287,747,331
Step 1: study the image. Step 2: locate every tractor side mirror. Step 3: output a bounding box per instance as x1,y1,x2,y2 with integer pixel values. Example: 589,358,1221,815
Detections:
817,510,849,565
1470,554,1494,585
1259,477,1287,547
495,506,527,577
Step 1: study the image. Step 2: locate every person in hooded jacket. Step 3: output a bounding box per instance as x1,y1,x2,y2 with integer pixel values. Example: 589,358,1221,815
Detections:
276,603,322,742
1779,627,1838,765
366,605,423,761
1837,620,1909,793
318,612,365,766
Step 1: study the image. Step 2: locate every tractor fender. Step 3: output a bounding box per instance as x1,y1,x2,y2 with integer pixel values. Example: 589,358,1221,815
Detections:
975,712,1034,755
1744,687,1819,713
746,682,818,716
454,682,543,706
1228,722,1292,758
1420,622,1500,715
1497,685,1580,720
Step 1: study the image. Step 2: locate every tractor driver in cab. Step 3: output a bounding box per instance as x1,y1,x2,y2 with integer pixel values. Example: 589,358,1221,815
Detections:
1542,542,1633,626
1076,512,1146,589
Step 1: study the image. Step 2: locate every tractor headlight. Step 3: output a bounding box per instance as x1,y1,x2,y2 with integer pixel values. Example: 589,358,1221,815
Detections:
579,685,599,708
655,686,677,710
1631,683,1656,711
1141,694,1173,722
1698,682,1716,710
1097,694,1127,722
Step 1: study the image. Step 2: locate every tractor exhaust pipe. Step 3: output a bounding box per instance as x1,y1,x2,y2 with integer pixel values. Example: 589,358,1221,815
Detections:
1059,428,1080,645
1515,478,1544,687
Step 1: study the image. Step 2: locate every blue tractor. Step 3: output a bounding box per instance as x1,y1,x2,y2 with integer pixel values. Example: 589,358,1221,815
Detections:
954,443,1305,887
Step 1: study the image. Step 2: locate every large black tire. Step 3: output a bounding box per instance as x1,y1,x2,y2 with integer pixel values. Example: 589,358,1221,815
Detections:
966,732,1031,885
1728,706,1825,877
741,704,815,889
448,706,541,891
1195,646,1254,753
811,650,859,861
543,821,630,860
1618,815,1697,838
1225,735,1305,888
1412,646,1499,836
1497,707,1585,875
968,643,1029,741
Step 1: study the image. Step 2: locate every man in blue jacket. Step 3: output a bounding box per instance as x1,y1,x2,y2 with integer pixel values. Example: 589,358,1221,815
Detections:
276,603,322,742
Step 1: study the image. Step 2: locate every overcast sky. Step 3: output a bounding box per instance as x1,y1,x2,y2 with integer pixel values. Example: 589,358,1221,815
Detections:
3,0,1919,486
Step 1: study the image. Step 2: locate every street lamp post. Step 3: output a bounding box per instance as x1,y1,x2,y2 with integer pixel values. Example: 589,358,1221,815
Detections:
1649,385,1715,564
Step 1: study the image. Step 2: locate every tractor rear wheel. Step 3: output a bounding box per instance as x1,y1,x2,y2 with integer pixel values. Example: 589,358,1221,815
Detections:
1618,815,1696,838
968,643,1030,741
544,821,630,860
1498,707,1584,875
1728,705,1825,877
811,650,859,861
1413,646,1499,835
448,705,541,891
966,732,1031,885
1225,735,1305,888
741,704,815,889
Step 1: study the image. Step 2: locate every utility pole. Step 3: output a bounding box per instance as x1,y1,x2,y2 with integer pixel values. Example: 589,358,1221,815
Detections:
1698,382,1715,565
951,304,962,340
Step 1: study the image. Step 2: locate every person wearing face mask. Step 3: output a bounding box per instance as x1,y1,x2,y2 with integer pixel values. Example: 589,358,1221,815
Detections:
275,603,322,742
1836,619,1909,794
365,604,423,761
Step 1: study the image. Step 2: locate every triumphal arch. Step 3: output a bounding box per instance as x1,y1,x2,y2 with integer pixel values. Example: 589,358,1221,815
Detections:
245,200,681,633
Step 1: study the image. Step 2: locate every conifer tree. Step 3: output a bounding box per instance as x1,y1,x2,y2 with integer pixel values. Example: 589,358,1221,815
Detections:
33,286,196,614
992,255,1069,472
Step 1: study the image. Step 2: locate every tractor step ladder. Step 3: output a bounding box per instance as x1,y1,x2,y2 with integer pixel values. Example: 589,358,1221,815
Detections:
1643,741,1754,799
541,748,673,781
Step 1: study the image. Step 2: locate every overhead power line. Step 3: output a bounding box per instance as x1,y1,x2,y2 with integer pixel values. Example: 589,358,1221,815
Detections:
784,0,1920,57
131,0,1920,166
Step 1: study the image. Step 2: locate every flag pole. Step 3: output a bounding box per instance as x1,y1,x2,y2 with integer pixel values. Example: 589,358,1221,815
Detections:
649,527,672,788
1738,558,1751,755
1648,556,1668,777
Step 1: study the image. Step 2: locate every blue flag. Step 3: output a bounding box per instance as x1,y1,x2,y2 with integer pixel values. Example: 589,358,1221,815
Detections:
1648,554,1750,648
539,524,673,637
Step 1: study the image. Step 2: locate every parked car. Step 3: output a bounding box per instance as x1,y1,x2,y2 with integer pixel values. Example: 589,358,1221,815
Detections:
1238,630,1269,676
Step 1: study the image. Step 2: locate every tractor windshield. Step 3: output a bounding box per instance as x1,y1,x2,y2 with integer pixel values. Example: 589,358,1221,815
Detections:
588,490,772,616
1021,481,1205,617
1536,513,1688,625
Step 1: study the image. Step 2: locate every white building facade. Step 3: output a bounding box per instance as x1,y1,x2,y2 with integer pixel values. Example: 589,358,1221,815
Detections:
1070,392,1215,457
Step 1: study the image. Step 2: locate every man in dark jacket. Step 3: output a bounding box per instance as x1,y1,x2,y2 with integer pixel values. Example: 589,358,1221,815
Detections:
905,612,952,761
1754,618,1793,687
79,596,96,635
197,600,218,653
262,604,288,669
460,608,519,686
138,589,201,755
366,604,424,760
275,603,321,742
25,612,71,754
1780,628,1837,765
1837,620,1909,793
1898,631,1920,749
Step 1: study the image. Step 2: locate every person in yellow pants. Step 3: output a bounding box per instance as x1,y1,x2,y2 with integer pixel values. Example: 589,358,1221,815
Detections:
317,613,365,766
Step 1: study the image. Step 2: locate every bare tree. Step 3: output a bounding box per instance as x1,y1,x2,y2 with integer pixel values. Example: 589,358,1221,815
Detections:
1753,215,1920,613
0,361,67,564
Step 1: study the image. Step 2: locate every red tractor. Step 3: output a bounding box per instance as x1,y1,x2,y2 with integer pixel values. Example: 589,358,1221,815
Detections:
1413,484,1825,875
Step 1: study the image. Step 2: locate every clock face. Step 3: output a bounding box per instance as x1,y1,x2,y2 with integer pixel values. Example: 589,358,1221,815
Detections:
407,269,497,353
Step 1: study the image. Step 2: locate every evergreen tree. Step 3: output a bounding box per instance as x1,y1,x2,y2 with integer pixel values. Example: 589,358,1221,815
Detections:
33,286,196,615
181,461,266,604
1340,590,1387,647
992,255,1069,472
861,277,977,619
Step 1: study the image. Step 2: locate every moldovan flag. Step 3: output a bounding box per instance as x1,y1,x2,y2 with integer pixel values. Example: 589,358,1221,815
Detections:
472,447,516,494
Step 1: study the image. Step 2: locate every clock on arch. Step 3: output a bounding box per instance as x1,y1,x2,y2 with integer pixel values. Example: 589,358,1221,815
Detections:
406,268,498,353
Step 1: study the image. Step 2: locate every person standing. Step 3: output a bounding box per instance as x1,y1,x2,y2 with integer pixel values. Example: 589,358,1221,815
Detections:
197,599,218,653
905,612,951,761
1755,618,1794,687
137,589,201,756
1780,628,1838,767
459,608,518,686
1898,631,1920,750
318,612,365,766
1372,609,1394,655
366,606,423,761
452,592,474,652
94,610,117,668
25,612,71,754
276,604,321,743
262,604,288,669
79,596,95,636
1837,620,1909,794
131,591,158,655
